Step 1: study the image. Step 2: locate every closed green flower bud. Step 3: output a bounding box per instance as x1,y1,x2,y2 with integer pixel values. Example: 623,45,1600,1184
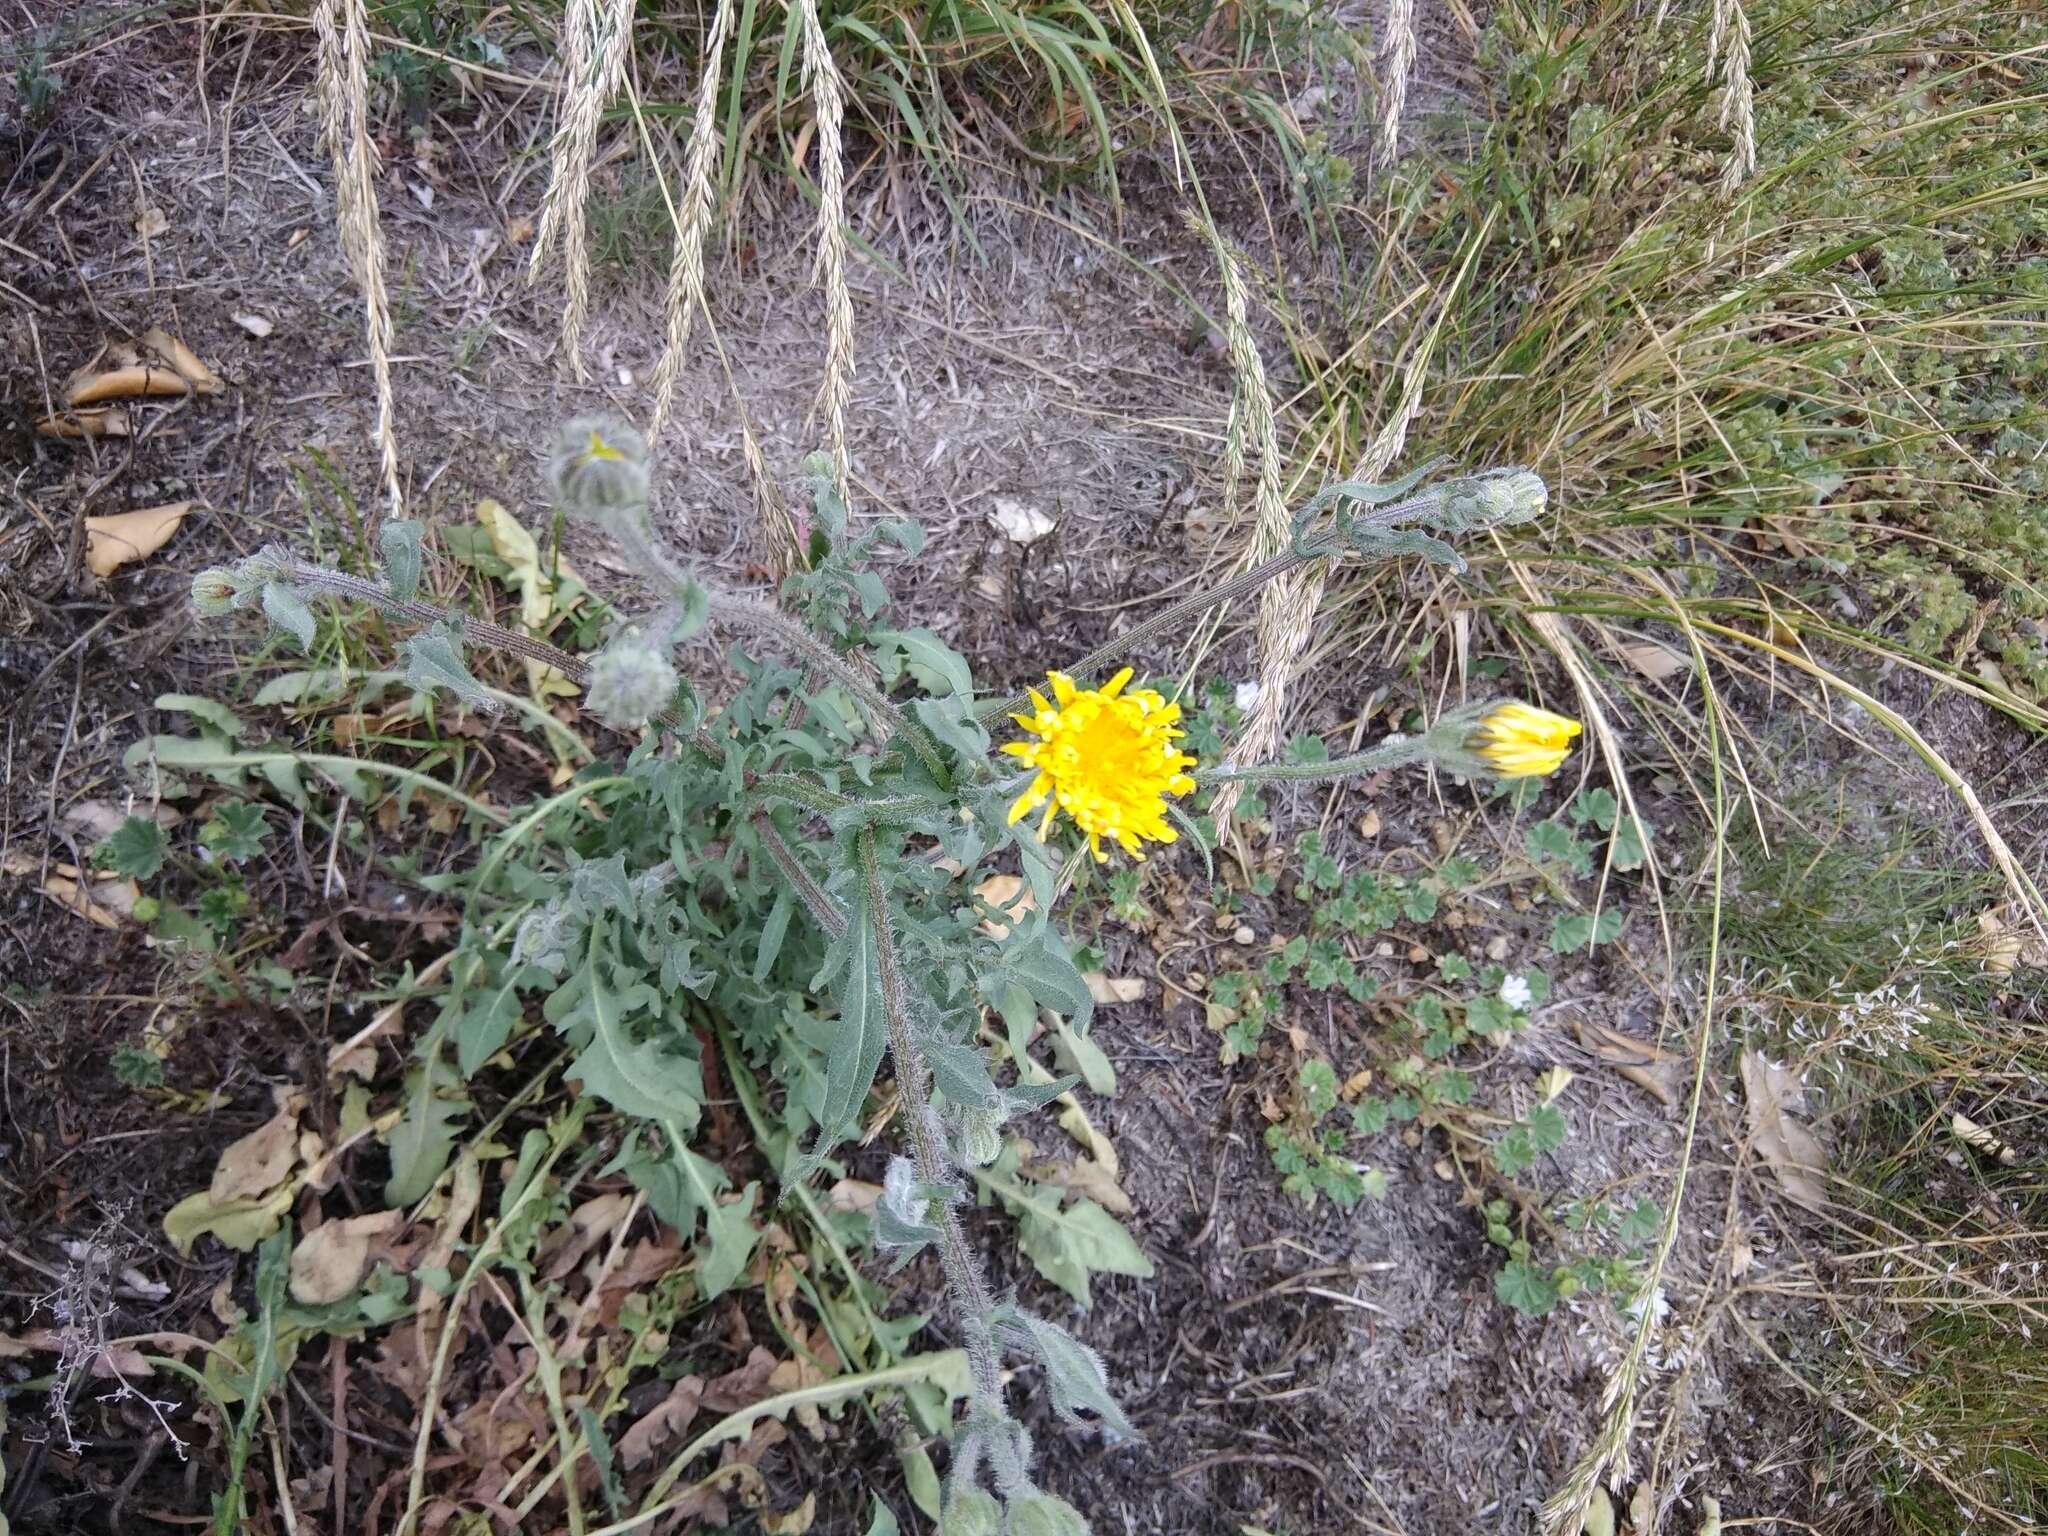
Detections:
585,629,678,729
1006,1493,1091,1536
548,415,652,522
957,1106,1004,1167
190,566,247,617
938,1489,1002,1536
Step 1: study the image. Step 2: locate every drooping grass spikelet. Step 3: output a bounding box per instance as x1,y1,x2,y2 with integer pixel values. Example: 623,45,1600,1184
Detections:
1203,230,1290,822
312,0,401,517
1375,0,1417,170
796,0,855,509
649,0,737,438
1709,0,1757,193
529,0,637,379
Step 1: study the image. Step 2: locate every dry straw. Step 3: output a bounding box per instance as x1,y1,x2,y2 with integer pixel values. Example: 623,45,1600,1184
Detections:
797,0,856,509
1708,0,1758,192
649,0,738,437
1204,232,1290,825
529,0,637,378
1375,0,1417,169
312,0,401,517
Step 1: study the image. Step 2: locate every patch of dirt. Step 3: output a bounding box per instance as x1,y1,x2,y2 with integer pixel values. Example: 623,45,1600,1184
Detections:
11,14,2020,1536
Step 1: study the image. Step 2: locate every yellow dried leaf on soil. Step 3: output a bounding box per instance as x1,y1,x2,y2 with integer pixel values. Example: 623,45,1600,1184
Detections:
289,1209,404,1304
475,498,581,702
973,871,1036,938
83,501,191,578
210,1089,307,1202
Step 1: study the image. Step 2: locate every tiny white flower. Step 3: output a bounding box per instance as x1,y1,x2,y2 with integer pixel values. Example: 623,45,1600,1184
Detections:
1500,973,1533,1011
1234,680,1261,711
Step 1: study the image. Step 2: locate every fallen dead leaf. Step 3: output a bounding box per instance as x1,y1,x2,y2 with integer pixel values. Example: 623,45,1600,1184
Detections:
290,1210,404,1304
1976,905,2048,976
1575,1019,1681,1107
211,1089,307,1203
766,1357,829,1436
989,497,1055,545
1082,971,1144,1005
231,312,275,339
1619,640,1689,681
135,205,168,238
66,364,190,406
1,1330,152,1379
1951,1113,2018,1167
140,327,224,393
762,1492,817,1535
618,1376,705,1467
826,1178,881,1214
1,853,139,928
36,407,133,439
973,872,1037,939
476,499,581,703
1739,1049,1829,1212
84,502,191,578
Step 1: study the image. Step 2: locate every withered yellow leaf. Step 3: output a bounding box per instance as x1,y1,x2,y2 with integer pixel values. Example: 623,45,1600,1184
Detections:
84,501,191,578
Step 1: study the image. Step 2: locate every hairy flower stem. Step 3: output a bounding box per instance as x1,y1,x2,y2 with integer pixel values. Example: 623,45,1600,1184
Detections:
277,561,593,684
752,817,846,938
1198,736,1435,784
979,545,1313,722
705,591,949,784
857,829,1008,1428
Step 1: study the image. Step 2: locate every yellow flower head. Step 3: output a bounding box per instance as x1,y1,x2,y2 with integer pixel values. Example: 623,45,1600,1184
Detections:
1469,702,1582,778
1003,669,1198,862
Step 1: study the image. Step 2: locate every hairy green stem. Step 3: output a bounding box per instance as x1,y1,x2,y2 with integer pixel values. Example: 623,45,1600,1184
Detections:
278,560,592,684
753,816,846,938
856,829,1007,1425
706,591,949,783
1197,735,1435,785
979,545,1311,721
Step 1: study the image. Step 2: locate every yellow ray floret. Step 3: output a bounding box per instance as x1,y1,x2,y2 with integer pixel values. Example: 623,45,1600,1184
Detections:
1003,668,1198,862
1469,702,1582,778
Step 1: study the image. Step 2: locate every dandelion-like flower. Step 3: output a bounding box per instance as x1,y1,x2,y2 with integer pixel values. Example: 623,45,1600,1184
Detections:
1468,702,1582,779
1003,669,1197,862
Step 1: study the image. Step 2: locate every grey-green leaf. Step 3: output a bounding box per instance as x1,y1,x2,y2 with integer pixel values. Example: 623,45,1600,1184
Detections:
400,625,497,712
379,519,425,602
261,582,316,650
1005,1310,1136,1437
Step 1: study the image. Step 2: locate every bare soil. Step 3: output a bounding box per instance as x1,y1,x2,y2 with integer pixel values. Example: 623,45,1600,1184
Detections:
7,14,2028,1536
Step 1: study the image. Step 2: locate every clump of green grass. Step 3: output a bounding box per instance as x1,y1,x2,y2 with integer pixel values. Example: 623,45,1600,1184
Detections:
1710,798,2046,1532
1230,0,2048,1523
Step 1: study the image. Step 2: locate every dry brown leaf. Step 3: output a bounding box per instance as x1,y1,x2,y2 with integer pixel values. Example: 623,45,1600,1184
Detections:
36,407,133,439
1739,1049,1829,1212
211,1091,306,1203
2,852,138,928
135,206,168,238
1576,1019,1680,1107
1022,1153,1131,1215
618,1376,706,1467
1340,1068,1374,1101
766,1357,829,1436
1619,640,1689,681
140,327,224,393
973,872,1037,939
290,1210,404,1304
826,1178,881,1214
702,1346,780,1412
1082,971,1144,1005
762,1493,817,1536
231,312,275,339
84,502,191,578
66,364,191,406
1976,905,2048,976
